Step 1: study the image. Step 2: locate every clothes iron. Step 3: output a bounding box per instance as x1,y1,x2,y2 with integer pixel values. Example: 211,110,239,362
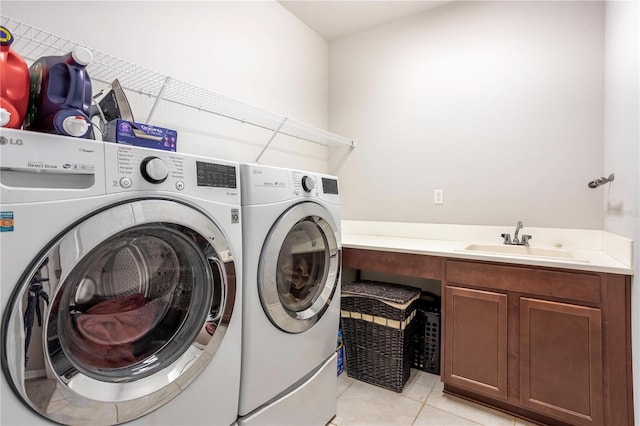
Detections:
89,79,134,136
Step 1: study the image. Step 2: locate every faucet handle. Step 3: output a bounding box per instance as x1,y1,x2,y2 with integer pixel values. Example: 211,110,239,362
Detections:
501,233,511,244
521,235,532,246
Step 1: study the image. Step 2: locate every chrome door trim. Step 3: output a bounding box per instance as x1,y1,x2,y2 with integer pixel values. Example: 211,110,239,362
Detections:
2,199,237,425
258,202,340,334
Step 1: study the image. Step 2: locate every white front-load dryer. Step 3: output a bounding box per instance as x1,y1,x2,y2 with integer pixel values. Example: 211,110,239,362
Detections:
0,128,242,425
238,163,341,426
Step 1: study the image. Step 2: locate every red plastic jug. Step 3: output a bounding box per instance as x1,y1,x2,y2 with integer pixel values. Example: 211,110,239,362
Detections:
0,26,30,129
24,46,93,138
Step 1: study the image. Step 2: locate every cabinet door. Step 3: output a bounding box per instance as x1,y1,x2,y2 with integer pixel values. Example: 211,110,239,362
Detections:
444,286,508,400
520,298,603,425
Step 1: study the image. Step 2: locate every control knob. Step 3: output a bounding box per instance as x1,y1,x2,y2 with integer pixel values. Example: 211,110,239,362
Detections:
301,175,315,193
140,157,169,184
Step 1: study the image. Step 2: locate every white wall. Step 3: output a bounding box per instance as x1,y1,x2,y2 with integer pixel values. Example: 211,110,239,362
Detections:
2,1,331,171
604,1,640,424
330,1,605,229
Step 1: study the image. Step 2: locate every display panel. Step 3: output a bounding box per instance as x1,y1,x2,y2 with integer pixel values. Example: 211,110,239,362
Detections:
321,178,338,195
196,161,237,188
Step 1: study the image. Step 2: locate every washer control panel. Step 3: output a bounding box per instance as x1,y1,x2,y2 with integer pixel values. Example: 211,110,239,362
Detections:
104,144,239,203
109,146,185,187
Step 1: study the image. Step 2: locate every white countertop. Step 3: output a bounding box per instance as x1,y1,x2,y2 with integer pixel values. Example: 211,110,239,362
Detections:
341,221,634,275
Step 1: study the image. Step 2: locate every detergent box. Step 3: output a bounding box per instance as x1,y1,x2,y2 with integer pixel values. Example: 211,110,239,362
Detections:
337,344,344,376
337,328,344,376
104,119,177,152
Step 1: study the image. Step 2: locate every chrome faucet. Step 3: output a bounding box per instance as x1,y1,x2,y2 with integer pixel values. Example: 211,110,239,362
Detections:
501,221,532,246
514,221,523,242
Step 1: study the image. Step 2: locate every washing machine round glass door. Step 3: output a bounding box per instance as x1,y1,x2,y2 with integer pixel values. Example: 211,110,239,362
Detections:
2,199,237,425
258,201,340,333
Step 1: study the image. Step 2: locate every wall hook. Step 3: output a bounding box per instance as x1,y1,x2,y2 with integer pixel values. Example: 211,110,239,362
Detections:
588,173,614,189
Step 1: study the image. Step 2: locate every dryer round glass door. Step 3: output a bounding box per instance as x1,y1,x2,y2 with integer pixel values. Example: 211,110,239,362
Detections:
258,202,340,333
2,199,237,425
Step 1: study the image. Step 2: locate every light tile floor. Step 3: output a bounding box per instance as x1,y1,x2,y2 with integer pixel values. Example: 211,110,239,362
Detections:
332,370,537,426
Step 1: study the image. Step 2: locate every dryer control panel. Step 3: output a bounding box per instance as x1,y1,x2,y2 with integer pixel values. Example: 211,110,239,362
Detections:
240,163,340,206
291,174,339,196
291,171,319,196
290,171,339,202
104,143,240,204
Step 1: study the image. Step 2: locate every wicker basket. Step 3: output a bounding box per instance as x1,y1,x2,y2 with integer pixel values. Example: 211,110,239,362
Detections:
341,281,421,392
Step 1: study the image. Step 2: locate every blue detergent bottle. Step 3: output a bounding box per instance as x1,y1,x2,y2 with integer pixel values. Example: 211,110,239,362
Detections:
24,47,93,138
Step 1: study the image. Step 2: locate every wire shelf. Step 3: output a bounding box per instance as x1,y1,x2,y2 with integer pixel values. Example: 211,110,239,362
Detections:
1,16,356,150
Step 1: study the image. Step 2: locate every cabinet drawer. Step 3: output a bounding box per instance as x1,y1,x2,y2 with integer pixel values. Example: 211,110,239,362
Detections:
343,248,443,279
445,260,601,304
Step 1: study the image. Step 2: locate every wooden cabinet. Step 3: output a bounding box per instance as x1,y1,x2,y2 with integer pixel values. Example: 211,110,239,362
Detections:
342,248,633,426
444,286,508,400
442,259,631,426
519,298,603,425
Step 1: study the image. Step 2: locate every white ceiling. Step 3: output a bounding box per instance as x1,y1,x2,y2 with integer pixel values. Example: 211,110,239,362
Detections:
278,1,451,41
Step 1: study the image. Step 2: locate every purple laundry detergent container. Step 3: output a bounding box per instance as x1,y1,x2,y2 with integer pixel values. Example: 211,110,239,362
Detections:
24,46,94,138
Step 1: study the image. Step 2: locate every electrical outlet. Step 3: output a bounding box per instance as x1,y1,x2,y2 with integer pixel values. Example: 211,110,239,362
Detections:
434,189,444,205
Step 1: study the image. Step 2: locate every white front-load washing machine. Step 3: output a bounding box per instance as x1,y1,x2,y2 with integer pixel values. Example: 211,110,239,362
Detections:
0,128,242,425
238,163,341,425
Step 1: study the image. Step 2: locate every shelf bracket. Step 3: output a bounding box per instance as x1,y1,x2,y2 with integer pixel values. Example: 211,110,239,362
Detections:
146,76,171,124
255,117,288,164
328,143,356,174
